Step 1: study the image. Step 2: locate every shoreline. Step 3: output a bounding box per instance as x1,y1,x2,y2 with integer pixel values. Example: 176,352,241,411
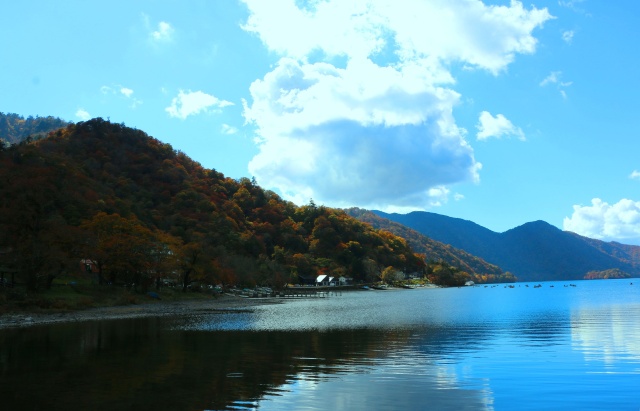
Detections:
0,284,440,330
0,294,279,330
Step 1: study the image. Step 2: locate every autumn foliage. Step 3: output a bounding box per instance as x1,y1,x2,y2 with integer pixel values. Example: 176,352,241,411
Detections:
0,118,429,291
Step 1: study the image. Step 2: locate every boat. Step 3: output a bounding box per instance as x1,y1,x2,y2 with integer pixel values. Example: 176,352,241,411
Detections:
401,284,416,289
371,284,389,290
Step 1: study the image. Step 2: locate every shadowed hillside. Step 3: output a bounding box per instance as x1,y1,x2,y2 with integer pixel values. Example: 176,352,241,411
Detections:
0,118,426,291
347,208,516,284
374,211,640,282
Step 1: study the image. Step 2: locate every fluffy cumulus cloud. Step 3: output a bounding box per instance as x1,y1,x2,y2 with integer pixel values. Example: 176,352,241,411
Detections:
241,0,551,209
630,170,640,180
166,90,233,120
563,198,640,244
476,111,525,141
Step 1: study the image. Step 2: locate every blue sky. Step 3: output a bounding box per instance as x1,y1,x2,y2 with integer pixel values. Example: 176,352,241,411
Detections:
2,0,640,245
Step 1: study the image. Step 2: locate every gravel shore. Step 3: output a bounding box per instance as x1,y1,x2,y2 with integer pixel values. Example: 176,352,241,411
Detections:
0,294,279,330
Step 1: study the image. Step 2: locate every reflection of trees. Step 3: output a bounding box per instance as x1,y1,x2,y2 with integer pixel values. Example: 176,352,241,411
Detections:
0,320,408,410
0,317,501,411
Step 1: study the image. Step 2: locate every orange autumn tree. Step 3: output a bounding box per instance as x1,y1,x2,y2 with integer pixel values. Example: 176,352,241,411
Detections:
80,212,180,290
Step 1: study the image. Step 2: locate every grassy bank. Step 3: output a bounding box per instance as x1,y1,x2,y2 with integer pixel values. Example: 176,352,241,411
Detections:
0,278,216,314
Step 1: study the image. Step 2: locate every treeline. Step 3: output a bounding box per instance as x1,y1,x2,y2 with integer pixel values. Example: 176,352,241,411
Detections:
584,268,631,280
0,112,69,146
0,118,429,292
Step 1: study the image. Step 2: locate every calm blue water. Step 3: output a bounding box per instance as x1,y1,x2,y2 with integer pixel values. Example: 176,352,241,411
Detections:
1,279,639,410
179,279,640,410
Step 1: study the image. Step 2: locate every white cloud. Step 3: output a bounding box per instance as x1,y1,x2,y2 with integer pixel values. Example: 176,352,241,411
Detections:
476,111,525,141
242,0,552,74
75,108,91,121
151,21,174,43
454,193,465,201
540,71,561,86
120,87,134,98
100,85,142,108
558,0,588,14
630,170,640,180
427,186,451,207
165,90,233,120
562,30,574,44
540,71,572,98
142,14,175,44
221,124,239,135
563,198,640,244
241,0,551,209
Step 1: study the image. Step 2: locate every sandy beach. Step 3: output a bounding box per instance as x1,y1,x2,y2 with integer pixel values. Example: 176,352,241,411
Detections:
0,294,279,330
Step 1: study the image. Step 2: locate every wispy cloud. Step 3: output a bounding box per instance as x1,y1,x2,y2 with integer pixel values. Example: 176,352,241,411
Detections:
630,170,640,180
558,0,589,15
540,71,561,86
166,90,233,120
242,0,552,209
100,85,142,108
540,71,572,98
221,124,239,135
476,111,525,141
562,30,574,44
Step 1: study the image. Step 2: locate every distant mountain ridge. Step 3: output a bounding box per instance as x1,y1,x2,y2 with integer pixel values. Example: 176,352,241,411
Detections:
373,210,640,282
345,208,504,276
0,112,69,145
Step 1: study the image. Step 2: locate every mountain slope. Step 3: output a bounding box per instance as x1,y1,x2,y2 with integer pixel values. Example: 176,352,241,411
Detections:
375,211,640,281
372,210,502,263
346,208,503,276
0,118,425,290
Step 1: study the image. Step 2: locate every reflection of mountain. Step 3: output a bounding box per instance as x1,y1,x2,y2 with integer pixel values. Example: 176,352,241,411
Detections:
570,304,640,365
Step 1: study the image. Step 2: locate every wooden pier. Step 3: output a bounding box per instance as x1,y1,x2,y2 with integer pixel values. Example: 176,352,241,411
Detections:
228,287,345,299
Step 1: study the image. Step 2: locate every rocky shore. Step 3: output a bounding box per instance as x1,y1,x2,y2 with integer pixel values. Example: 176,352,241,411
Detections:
0,294,278,330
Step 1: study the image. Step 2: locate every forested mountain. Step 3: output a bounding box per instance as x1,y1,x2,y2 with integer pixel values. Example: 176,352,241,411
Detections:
0,112,69,145
0,118,428,291
346,208,516,284
374,210,640,281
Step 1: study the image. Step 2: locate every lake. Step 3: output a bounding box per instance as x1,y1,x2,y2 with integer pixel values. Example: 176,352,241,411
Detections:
1,279,639,410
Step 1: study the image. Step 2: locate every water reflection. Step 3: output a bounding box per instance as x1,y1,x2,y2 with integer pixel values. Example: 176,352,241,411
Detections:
571,303,640,370
0,319,495,411
1,280,639,410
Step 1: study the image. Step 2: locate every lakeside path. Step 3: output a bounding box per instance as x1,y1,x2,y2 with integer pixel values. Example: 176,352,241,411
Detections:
0,294,280,330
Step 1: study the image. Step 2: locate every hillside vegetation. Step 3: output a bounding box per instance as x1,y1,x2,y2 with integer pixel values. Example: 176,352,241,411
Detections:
0,112,69,145
1,118,430,293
